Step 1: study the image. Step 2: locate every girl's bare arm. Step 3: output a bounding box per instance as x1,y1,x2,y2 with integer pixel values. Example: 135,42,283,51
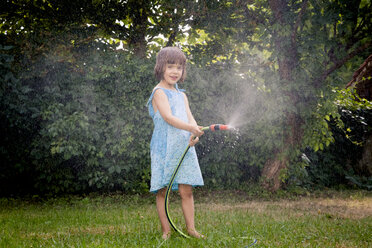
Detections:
153,89,203,137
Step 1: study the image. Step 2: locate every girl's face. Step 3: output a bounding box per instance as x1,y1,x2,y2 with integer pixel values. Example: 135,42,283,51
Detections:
162,63,183,86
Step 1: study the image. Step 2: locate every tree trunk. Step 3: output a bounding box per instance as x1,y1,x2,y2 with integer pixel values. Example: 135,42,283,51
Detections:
358,134,372,176
261,154,287,191
261,0,303,191
128,5,149,58
261,112,304,191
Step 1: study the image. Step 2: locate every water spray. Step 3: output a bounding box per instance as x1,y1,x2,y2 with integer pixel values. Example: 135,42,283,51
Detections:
164,124,257,246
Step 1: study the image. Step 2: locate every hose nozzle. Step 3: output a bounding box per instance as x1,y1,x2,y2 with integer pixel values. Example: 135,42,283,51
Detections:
203,124,232,131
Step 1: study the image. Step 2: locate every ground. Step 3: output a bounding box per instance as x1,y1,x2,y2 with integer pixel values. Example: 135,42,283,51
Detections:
0,189,371,247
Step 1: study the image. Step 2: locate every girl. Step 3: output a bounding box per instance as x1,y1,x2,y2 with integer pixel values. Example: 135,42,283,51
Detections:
147,47,205,239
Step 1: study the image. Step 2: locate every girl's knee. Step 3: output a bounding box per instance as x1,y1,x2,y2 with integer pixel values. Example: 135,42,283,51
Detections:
157,188,166,198
179,184,193,199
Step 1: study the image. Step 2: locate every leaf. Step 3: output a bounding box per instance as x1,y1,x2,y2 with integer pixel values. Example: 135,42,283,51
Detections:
314,144,319,152
108,166,115,174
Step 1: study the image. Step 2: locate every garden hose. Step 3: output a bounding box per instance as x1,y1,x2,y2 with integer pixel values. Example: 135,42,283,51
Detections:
164,125,230,238
164,124,257,246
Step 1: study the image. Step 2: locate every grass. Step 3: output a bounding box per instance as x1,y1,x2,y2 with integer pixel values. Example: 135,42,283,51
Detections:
0,189,371,247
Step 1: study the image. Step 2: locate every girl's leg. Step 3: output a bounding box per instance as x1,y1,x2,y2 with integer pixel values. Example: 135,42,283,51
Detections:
156,188,171,239
178,184,204,238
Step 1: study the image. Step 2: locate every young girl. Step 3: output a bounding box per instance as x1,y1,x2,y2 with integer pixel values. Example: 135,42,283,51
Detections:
147,47,205,239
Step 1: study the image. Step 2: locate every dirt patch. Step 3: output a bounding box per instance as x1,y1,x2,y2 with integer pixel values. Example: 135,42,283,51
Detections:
198,196,372,219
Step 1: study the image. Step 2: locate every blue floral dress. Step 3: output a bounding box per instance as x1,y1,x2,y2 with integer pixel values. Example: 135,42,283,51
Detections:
147,84,204,193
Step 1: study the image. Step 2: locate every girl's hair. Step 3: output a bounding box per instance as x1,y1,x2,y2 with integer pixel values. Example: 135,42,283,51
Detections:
154,47,187,82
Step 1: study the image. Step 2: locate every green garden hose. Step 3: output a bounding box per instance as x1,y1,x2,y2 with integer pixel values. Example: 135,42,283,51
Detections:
163,124,257,246
164,143,192,238
164,125,226,238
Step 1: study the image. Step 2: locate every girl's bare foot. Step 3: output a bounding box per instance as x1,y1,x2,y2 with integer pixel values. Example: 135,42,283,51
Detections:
187,228,205,239
162,232,171,240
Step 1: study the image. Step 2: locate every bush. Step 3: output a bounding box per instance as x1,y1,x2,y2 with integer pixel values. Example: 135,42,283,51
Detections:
302,108,372,189
1,43,270,195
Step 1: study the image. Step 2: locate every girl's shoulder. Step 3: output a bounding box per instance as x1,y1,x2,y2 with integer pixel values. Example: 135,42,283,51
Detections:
149,87,173,102
151,84,171,92
152,84,162,92
150,84,185,98
147,86,167,106
151,86,169,95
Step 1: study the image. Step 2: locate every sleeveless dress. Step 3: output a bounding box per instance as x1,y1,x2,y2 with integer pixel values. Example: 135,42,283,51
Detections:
147,84,204,193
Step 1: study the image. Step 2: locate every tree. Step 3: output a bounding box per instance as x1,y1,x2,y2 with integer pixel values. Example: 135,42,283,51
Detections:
261,0,371,190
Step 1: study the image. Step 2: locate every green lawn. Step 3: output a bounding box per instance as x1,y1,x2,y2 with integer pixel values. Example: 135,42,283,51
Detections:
0,190,371,247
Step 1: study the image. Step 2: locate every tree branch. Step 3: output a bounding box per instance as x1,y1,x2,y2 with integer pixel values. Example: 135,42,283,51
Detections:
291,0,308,44
166,29,178,47
314,42,371,87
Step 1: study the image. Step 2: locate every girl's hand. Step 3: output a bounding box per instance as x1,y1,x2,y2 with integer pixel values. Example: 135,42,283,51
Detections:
189,135,199,147
189,126,203,146
189,125,204,137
